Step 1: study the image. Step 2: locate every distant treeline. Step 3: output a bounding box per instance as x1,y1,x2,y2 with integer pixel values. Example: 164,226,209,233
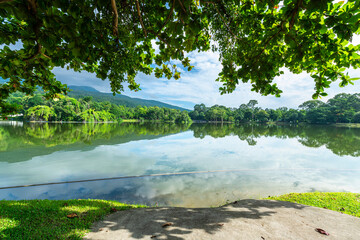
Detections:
6,91,360,124
6,92,192,123
189,93,360,124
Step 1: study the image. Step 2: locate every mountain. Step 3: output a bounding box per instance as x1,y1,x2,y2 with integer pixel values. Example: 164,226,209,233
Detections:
68,85,99,92
67,85,190,111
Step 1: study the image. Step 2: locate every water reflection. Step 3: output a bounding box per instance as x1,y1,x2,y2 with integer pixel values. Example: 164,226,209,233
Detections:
0,122,190,162
1,170,359,208
190,124,360,157
1,122,359,160
1,122,360,207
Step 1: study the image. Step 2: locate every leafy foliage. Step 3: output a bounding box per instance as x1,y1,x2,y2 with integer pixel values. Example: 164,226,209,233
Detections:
5,91,192,123
189,93,360,124
25,105,55,121
1,0,360,114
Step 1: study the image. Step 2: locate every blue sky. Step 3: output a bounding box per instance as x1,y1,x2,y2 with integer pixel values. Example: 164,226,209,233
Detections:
4,35,360,110
54,34,360,110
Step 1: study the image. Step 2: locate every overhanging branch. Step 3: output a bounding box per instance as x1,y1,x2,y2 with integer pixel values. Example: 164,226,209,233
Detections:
111,0,119,36
0,0,14,3
135,0,147,37
177,0,187,14
204,1,239,40
157,0,176,35
148,30,170,47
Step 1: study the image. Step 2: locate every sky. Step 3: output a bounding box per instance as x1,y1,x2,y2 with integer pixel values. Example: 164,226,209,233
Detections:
54,34,360,110
3,35,360,110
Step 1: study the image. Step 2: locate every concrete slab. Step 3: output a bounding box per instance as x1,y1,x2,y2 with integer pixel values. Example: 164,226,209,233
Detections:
84,199,360,240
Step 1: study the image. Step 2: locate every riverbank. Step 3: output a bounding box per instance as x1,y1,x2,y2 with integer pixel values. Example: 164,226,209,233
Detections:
0,199,145,239
1,193,359,239
333,123,360,128
266,192,360,218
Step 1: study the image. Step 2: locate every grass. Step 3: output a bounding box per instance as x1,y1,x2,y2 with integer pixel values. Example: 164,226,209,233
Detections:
266,192,360,218
0,199,146,240
122,119,141,122
333,123,360,128
2,193,359,239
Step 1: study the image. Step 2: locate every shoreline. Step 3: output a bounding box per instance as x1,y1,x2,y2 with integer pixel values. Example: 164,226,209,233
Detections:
2,120,360,127
1,192,359,239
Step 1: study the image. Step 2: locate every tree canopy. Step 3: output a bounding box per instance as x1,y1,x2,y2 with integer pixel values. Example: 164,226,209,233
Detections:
189,93,360,124
1,0,360,114
6,91,192,123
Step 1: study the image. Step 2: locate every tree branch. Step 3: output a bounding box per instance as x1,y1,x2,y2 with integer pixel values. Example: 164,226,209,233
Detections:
148,30,171,48
111,0,119,36
41,52,51,59
157,0,175,35
289,0,303,30
22,0,51,61
254,0,304,62
0,0,14,3
135,0,147,37
177,0,187,14
27,0,37,14
204,2,238,40
24,43,41,61
253,25,283,64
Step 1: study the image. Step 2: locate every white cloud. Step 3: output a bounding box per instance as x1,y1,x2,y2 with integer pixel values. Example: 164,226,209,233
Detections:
53,35,360,110
2,132,360,206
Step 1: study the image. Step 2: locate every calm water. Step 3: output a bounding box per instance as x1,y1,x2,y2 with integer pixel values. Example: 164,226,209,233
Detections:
1,121,360,207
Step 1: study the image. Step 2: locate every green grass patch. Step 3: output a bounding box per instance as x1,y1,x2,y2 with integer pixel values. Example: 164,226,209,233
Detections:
122,119,141,122
0,199,146,239
333,123,360,128
266,192,360,218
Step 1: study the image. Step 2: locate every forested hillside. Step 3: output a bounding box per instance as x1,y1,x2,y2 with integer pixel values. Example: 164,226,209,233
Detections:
68,86,189,111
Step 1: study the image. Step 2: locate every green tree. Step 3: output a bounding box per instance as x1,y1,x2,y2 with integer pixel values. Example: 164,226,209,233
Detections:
352,112,360,123
234,108,245,123
255,110,269,122
283,109,300,123
27,94,45,108
267,109,282,122
218,106,227,123
247,100,258,122
83,96,93,103
305,107,332,124
1,1,360,114
190,104,207,121
78,109,100,122
25,105,55,121
175,110,192,124
299,100,325,111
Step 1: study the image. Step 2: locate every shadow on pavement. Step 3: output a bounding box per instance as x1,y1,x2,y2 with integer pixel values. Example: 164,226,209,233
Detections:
86,199,307,239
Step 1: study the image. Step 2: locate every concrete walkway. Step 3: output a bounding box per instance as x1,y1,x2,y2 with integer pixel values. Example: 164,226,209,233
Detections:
85,199,360,240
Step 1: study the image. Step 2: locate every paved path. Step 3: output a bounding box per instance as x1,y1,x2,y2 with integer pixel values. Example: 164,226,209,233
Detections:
85,199,360,240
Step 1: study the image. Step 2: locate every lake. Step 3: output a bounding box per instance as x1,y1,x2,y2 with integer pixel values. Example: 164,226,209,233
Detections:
1,121,360,207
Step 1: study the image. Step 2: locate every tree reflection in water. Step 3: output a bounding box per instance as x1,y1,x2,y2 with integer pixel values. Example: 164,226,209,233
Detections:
1,122,360,159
